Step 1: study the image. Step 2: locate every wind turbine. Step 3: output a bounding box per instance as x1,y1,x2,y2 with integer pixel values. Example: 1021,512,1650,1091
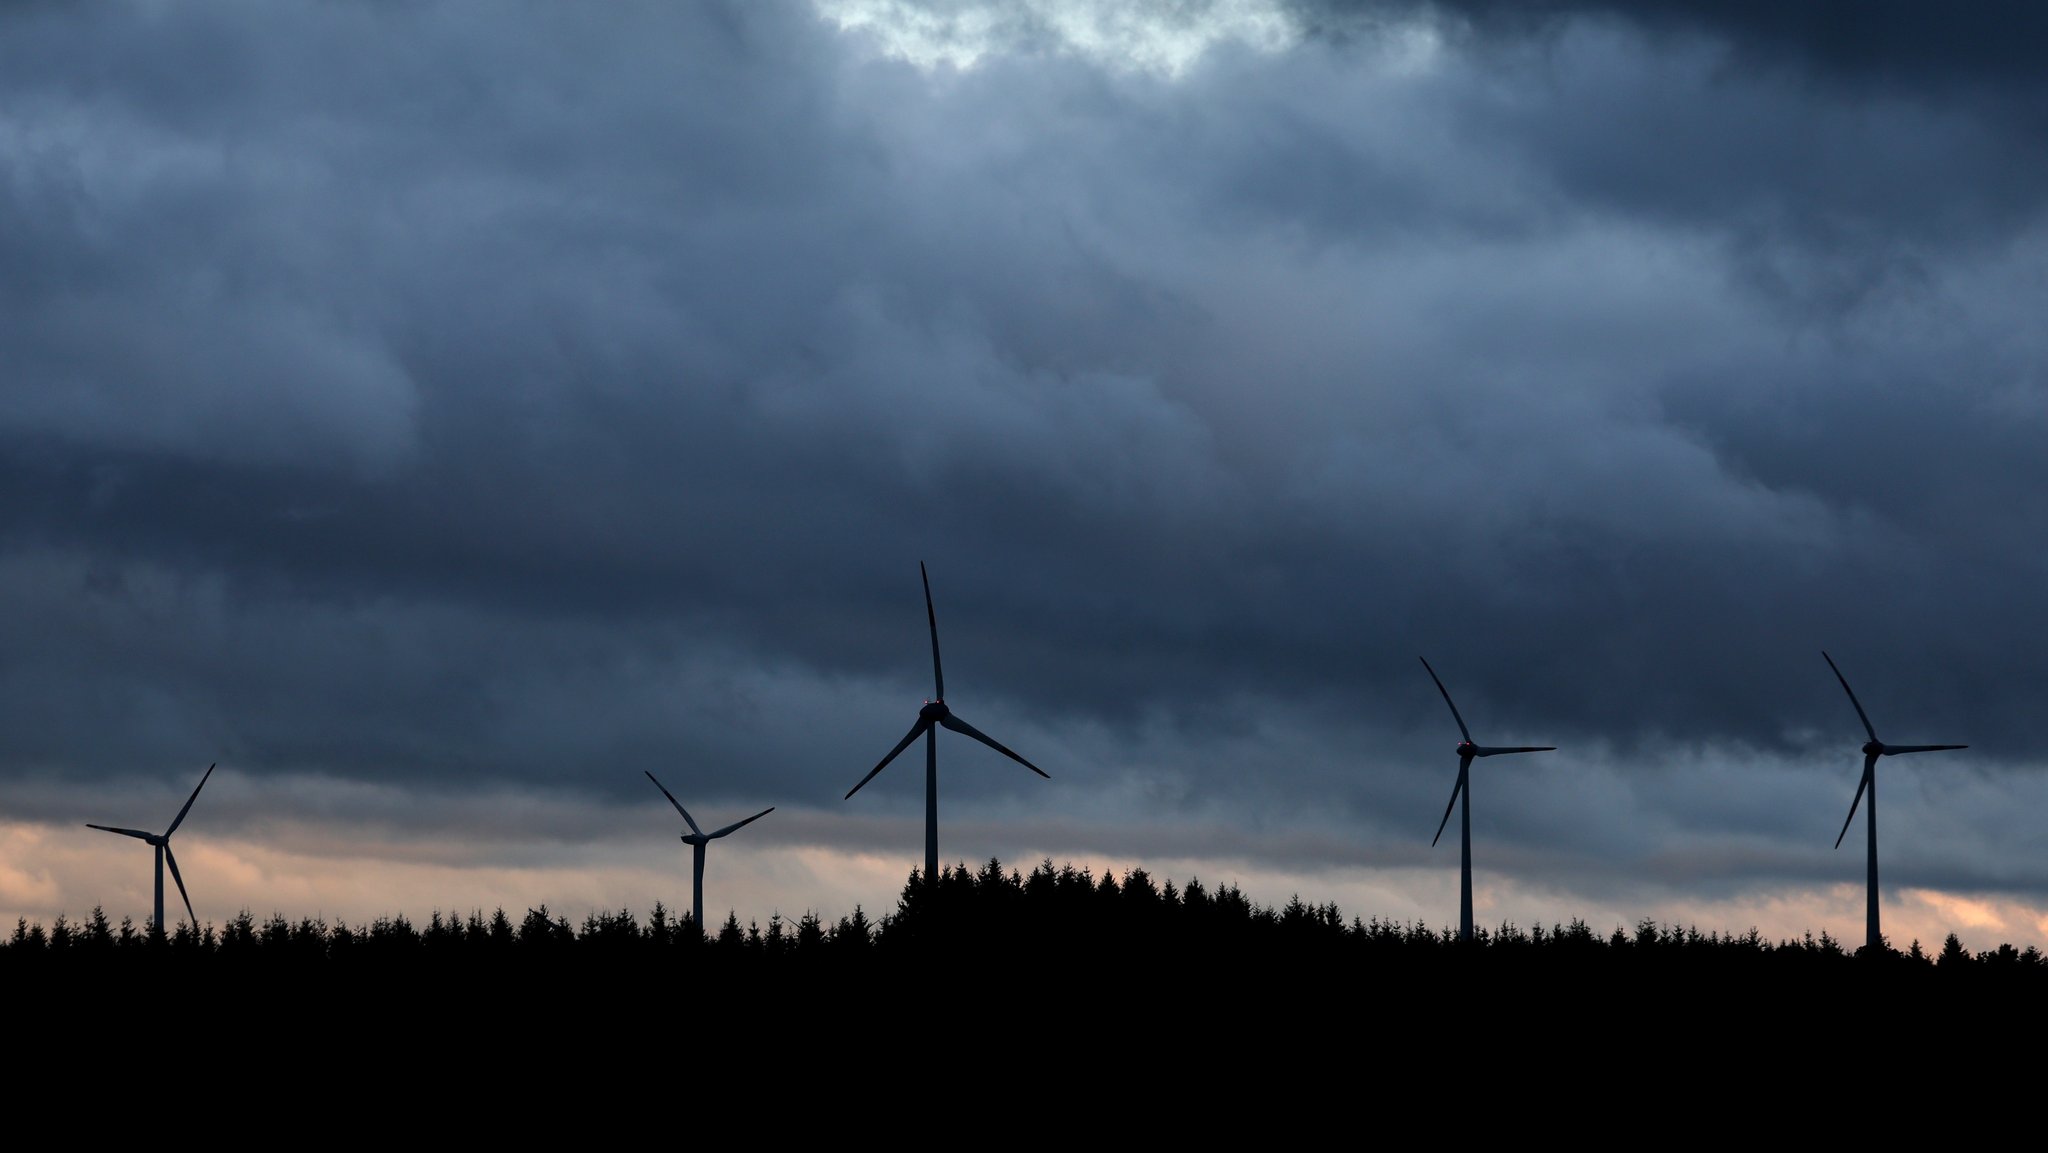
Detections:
85,762,216,943
644,771,773,939
1421,658,1554,943
846,562,1049,886
1822,651,1967,955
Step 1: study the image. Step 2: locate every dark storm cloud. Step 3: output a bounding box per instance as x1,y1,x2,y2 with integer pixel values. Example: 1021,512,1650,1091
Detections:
1286,1,2048,248
1,0,2045,931
1290,1,2048,95
0,0,1264,797
1220,1,2048,761
1277,0,2048,385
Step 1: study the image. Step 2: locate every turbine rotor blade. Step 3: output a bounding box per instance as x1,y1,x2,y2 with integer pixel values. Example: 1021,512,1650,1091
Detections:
1821,653,1879,744
847,718,931,799
1834,755,1875,850
922,561,944,701
1419,657,1473,743
1432,756,1471,847
707,806,775,840
1883,744,1968,755
164,763,216,837
1473,745,1555,756
644,771,704,836
164,844,197,932
86,824,156,841
938,712,1049,778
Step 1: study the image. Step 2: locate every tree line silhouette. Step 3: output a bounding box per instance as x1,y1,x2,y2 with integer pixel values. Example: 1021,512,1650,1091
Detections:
8,857,2042,990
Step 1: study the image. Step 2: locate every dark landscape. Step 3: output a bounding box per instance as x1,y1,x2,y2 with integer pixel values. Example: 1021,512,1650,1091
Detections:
14,857,2044,1125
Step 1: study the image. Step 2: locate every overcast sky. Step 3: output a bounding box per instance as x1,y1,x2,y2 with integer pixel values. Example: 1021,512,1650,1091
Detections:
5,0,2046,951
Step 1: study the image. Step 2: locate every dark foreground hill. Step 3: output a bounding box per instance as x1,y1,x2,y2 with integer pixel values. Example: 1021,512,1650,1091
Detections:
9,856,2045,1114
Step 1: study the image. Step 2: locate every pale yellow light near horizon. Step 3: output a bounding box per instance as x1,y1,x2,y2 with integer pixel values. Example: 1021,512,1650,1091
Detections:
6,818,2045,956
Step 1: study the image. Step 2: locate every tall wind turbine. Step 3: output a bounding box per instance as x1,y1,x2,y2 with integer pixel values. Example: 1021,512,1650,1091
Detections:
86,762,215,943
1421,658,1554,943
1822,651,1967,954
846,562,1049,885
644,771,773,938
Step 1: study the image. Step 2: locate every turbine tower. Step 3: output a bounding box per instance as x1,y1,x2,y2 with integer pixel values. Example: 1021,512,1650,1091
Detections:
644,771,773,938
1822,651,1967,955
846,562,1049,886
85,762,216,943
1421,658,1553,943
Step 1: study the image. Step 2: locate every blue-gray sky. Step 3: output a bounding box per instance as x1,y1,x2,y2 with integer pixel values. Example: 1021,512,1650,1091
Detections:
5,0,2046,950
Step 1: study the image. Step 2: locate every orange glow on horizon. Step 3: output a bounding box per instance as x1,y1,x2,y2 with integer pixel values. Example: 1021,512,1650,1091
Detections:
3,818,2045,957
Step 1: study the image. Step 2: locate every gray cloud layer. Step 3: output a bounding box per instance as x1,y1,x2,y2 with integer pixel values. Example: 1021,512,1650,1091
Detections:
4,1,2046,924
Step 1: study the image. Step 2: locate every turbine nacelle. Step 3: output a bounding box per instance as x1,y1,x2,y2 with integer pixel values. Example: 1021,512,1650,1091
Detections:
1455,740,1478,759
920,699,950,722
1863,739,1885,758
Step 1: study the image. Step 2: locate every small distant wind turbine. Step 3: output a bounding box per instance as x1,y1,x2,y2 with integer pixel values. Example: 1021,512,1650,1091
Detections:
644,771,773,938
1421,658,1553,943
846,562,1049,885
86,762,216,943
1822,651,1966,954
